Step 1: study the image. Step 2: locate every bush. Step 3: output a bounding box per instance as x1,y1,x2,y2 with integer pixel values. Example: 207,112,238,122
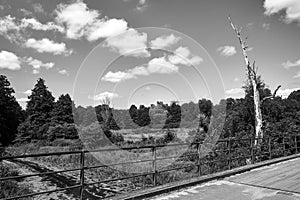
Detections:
47,123,78,141
0,164,31,199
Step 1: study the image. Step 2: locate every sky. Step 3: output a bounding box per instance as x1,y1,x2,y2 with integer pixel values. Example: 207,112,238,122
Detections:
1,0,300,109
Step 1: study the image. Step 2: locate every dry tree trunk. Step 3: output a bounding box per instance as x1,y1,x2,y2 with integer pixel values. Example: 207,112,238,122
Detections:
228,17,263,146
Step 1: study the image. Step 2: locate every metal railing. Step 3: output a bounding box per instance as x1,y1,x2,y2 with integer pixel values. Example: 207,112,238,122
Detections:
0,134,299,200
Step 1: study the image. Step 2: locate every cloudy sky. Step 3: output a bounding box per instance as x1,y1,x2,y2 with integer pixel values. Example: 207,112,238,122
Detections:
1,0,300,108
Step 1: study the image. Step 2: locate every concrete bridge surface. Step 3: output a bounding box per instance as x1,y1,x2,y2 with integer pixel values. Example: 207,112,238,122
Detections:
151,158,300,200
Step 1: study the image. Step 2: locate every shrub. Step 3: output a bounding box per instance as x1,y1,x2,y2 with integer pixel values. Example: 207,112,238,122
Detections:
0,164,31,199
47,123,78,141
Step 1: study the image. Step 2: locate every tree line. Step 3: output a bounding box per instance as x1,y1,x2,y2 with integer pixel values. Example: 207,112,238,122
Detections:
1,74,300,147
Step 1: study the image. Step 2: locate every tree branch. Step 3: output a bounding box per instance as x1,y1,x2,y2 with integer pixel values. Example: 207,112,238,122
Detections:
261,85,281,102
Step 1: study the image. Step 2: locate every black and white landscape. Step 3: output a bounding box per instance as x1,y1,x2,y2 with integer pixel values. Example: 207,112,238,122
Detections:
1,0,300,200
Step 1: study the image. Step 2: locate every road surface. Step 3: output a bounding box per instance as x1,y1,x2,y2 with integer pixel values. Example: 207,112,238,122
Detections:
151,158,300,200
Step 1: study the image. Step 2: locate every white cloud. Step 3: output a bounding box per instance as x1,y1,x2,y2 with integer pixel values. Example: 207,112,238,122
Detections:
55,0,151,57
0,50,21,70
0,50,56,72
25,57,54,74
282,59,300,69
19,8,33,16
33,3,44,13
150,34,181,49
217,46,237,57
225,88,244,98
293,71,300,78
0,16,19,32
136,0,148,12
277,87,300,98
16,97,28,102
101,71,135,83
148,56,179,74
86,18,128,41
130,66,150,76
25,38,72,55
21,18,64,32
102,46,203,83
0,15,64,45
24,89,32,95
104,28,149,57
102,56,178,83
246,47,254,52
32,69,39,74
89,91,119,101
0,15,24,44
263,0,300,24
58,69,69,75
55,1,128,41
262,23,270,30
169,46,203,66
55,1,99,39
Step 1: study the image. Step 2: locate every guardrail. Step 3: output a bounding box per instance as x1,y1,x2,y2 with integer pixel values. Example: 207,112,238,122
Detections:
0,134,299,200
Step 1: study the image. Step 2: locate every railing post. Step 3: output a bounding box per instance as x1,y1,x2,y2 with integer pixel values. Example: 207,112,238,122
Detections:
152,145,157,186
228,138,231,170
268,137,272,160
197,142,202,176
251,137,254,164
79,150,85,200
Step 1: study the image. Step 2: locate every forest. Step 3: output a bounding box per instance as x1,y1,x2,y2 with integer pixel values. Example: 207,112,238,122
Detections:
1,74,300,148
1,73,300,199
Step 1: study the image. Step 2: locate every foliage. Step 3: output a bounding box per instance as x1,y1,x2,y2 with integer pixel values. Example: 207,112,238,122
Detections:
95,104,119,130
16,78,55,142
47,123,78,141
51,94,74,124
0,164,31,199
0,75,24,146
15,78,78,144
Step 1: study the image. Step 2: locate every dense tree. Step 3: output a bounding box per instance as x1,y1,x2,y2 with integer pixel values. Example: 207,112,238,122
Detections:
164,102,181,129
48,94,78,141
0,75,24,146
138,105,151,127
129,105,138,125
51,94,74,124
95,104,119,130
129,105,151,127
26,78,55,115
288,90,300,102
16,78,55,142
198,99,213,133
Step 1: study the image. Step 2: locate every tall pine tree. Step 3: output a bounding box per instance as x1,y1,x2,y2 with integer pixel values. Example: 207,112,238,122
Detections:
47,94,78,140
51,94,74,124
16,78,55,142
0,75,24,146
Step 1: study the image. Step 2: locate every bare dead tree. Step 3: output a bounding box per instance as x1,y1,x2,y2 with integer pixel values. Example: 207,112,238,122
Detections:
261,85,281,102
100,95,113,130
100,95,112,107
228,17,280,146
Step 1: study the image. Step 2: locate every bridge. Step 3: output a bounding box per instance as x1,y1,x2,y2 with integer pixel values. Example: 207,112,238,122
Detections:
148,157,300,200
1,134,299,200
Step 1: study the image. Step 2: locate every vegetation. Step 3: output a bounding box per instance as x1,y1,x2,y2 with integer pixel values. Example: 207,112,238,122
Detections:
15,78,77,143
0,75,24,146
0,73,299,150
0,74,300,197
0,163,31,199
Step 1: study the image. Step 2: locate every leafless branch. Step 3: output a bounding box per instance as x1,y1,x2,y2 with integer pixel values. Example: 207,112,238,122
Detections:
261,85,281,102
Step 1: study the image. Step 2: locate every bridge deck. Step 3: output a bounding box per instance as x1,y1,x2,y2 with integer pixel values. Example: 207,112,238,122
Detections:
151,158,300,200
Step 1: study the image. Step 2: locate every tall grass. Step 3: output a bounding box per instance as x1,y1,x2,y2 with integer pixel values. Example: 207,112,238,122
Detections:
0,163,32,199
